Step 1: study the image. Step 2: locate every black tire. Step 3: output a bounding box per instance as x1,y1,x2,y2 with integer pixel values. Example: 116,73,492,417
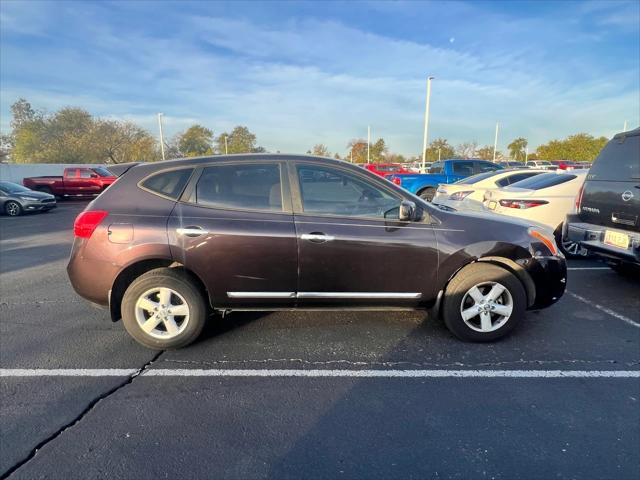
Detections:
121,268,207,349
442,263,526,342
419,187,436,202
5,200,22,217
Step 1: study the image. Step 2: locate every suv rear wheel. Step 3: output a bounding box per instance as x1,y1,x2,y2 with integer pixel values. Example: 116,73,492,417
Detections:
442,263,526,341
419,187,436,202
121,268,207,349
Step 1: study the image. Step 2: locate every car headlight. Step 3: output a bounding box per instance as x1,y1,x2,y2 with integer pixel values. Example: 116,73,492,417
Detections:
528,227,558,256
18,196,36,201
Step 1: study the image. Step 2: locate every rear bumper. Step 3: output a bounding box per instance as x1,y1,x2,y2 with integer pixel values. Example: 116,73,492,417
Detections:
564,215,640,264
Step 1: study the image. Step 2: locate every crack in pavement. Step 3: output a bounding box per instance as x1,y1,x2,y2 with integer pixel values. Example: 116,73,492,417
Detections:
0,351,164,480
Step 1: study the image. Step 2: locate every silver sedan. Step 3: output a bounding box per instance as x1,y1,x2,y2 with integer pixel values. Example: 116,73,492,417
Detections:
0,181,57,216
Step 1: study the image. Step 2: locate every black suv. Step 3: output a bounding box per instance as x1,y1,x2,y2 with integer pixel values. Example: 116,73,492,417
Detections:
565,128,640,273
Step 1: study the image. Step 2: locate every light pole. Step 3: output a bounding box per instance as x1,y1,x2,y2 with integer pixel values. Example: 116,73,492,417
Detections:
224,135,228,154
493,122,499,162
421,76,434,172
157,113,166,161
367,125,371,164
623,120,628,132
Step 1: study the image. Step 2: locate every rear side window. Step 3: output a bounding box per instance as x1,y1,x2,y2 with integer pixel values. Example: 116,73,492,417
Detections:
141,168,193,199
589,134,640,181
456,170,499,185
473,161,501,174
194,163,282,211
510,173,576,190
452,161,474,175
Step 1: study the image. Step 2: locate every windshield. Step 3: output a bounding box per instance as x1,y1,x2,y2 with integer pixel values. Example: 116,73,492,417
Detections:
0,182,31,193
93,167,113,177
455,170,500,184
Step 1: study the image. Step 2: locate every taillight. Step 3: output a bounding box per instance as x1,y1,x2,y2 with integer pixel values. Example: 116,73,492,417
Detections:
575,184,585,212
74,210,108,238
392,176,402,186
499,199,548,209
449,190,474,201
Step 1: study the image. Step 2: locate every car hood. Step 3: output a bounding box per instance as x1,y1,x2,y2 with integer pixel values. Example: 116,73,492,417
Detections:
11,190,55,200
438,204,554,234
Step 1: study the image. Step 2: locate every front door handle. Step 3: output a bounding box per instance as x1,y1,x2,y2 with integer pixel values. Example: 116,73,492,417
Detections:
176,226,209,237
301,232,335,243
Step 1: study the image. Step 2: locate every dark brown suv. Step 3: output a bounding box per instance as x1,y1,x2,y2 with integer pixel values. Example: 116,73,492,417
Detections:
67,154,566,349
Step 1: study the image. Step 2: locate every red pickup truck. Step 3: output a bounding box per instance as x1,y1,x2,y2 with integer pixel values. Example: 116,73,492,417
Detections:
23,167,116,197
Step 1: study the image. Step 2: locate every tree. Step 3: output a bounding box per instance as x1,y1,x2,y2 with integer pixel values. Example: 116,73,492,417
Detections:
347,139,368,163
176,124,214,157
536,133,607,162
215,126,263,154
475,145,501,161
309,144,330,157
10,98,42,131
94,120,159,164
424,138,455,161
455,141,478,159
507,137,528,160
370,138,387,162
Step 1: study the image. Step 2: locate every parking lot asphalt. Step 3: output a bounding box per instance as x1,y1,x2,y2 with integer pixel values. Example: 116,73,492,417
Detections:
1,203,638,479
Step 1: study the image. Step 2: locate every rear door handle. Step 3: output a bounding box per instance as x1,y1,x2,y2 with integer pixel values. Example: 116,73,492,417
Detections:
176,226,209,237
301,232,335,243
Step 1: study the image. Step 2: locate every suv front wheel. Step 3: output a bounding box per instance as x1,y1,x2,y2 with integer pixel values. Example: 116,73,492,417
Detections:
121,268,207,349
442,263,526,341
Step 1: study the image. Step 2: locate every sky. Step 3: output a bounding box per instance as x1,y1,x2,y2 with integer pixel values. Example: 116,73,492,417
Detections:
1,0,639,156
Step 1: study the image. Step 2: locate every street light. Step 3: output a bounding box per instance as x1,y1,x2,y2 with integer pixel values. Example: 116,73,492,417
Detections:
157,113,166,161
493,122,499,162
421,76,434,173
367,125,371,164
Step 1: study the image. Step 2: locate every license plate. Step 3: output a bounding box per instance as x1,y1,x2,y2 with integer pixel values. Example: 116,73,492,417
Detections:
604,230,630,249
488,201,497,210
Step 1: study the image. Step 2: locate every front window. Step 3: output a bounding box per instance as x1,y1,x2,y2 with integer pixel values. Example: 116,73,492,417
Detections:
79,169,94,178
428,162,443,174
93,167,113,177
297,164,399,218
452,162,474,175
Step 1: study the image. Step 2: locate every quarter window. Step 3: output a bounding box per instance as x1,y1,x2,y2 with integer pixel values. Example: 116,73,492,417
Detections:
297,165,399,218
194,164,283,211
142,168,193,199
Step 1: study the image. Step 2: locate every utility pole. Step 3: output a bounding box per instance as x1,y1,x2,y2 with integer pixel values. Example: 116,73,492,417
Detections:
367,125,371,164
421,76,434,172
157,113,166,161
438,148,441,162
525,146,529,162
493,122,499,161
224,135,228,154
623,120,628,132
350,149,353,163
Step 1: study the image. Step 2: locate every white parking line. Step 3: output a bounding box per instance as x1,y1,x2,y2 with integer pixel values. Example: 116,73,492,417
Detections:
567,291,640,328
1,369,638,378
567,267,611,271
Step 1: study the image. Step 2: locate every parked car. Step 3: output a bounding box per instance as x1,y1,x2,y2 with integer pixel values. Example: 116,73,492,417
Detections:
67,154,566,349
483,170,588,257
526,160,557,171
432,169,544,212
403,161,431,173
387,159,503,201
499,161,527,168
363,163,411,177
550,160,584,171
0,181,56,216
23,167,116,197
564,128,640,274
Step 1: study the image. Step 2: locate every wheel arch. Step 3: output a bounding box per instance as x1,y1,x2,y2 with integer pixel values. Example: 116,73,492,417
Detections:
109,259,212,322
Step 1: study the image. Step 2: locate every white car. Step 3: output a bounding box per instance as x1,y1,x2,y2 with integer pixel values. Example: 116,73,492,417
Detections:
432,169,544,212
526,160,557,170
483,170,588,257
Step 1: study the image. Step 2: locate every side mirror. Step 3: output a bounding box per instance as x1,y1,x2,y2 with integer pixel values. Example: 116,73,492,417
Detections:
399,200,416,221
90,173,98,178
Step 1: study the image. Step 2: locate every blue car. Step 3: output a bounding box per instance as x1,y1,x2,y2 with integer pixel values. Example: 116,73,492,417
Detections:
387,159,503,201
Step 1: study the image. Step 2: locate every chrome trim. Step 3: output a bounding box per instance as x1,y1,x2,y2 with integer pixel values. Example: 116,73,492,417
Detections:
297,292,422,299
227,292,296,298
176,227,209,236
300,233,335,242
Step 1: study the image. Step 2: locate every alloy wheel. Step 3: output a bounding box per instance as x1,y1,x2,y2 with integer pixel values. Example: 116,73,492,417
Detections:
561,237,588,257
134,287,190,339
6,202,20,216
459,281,513,333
